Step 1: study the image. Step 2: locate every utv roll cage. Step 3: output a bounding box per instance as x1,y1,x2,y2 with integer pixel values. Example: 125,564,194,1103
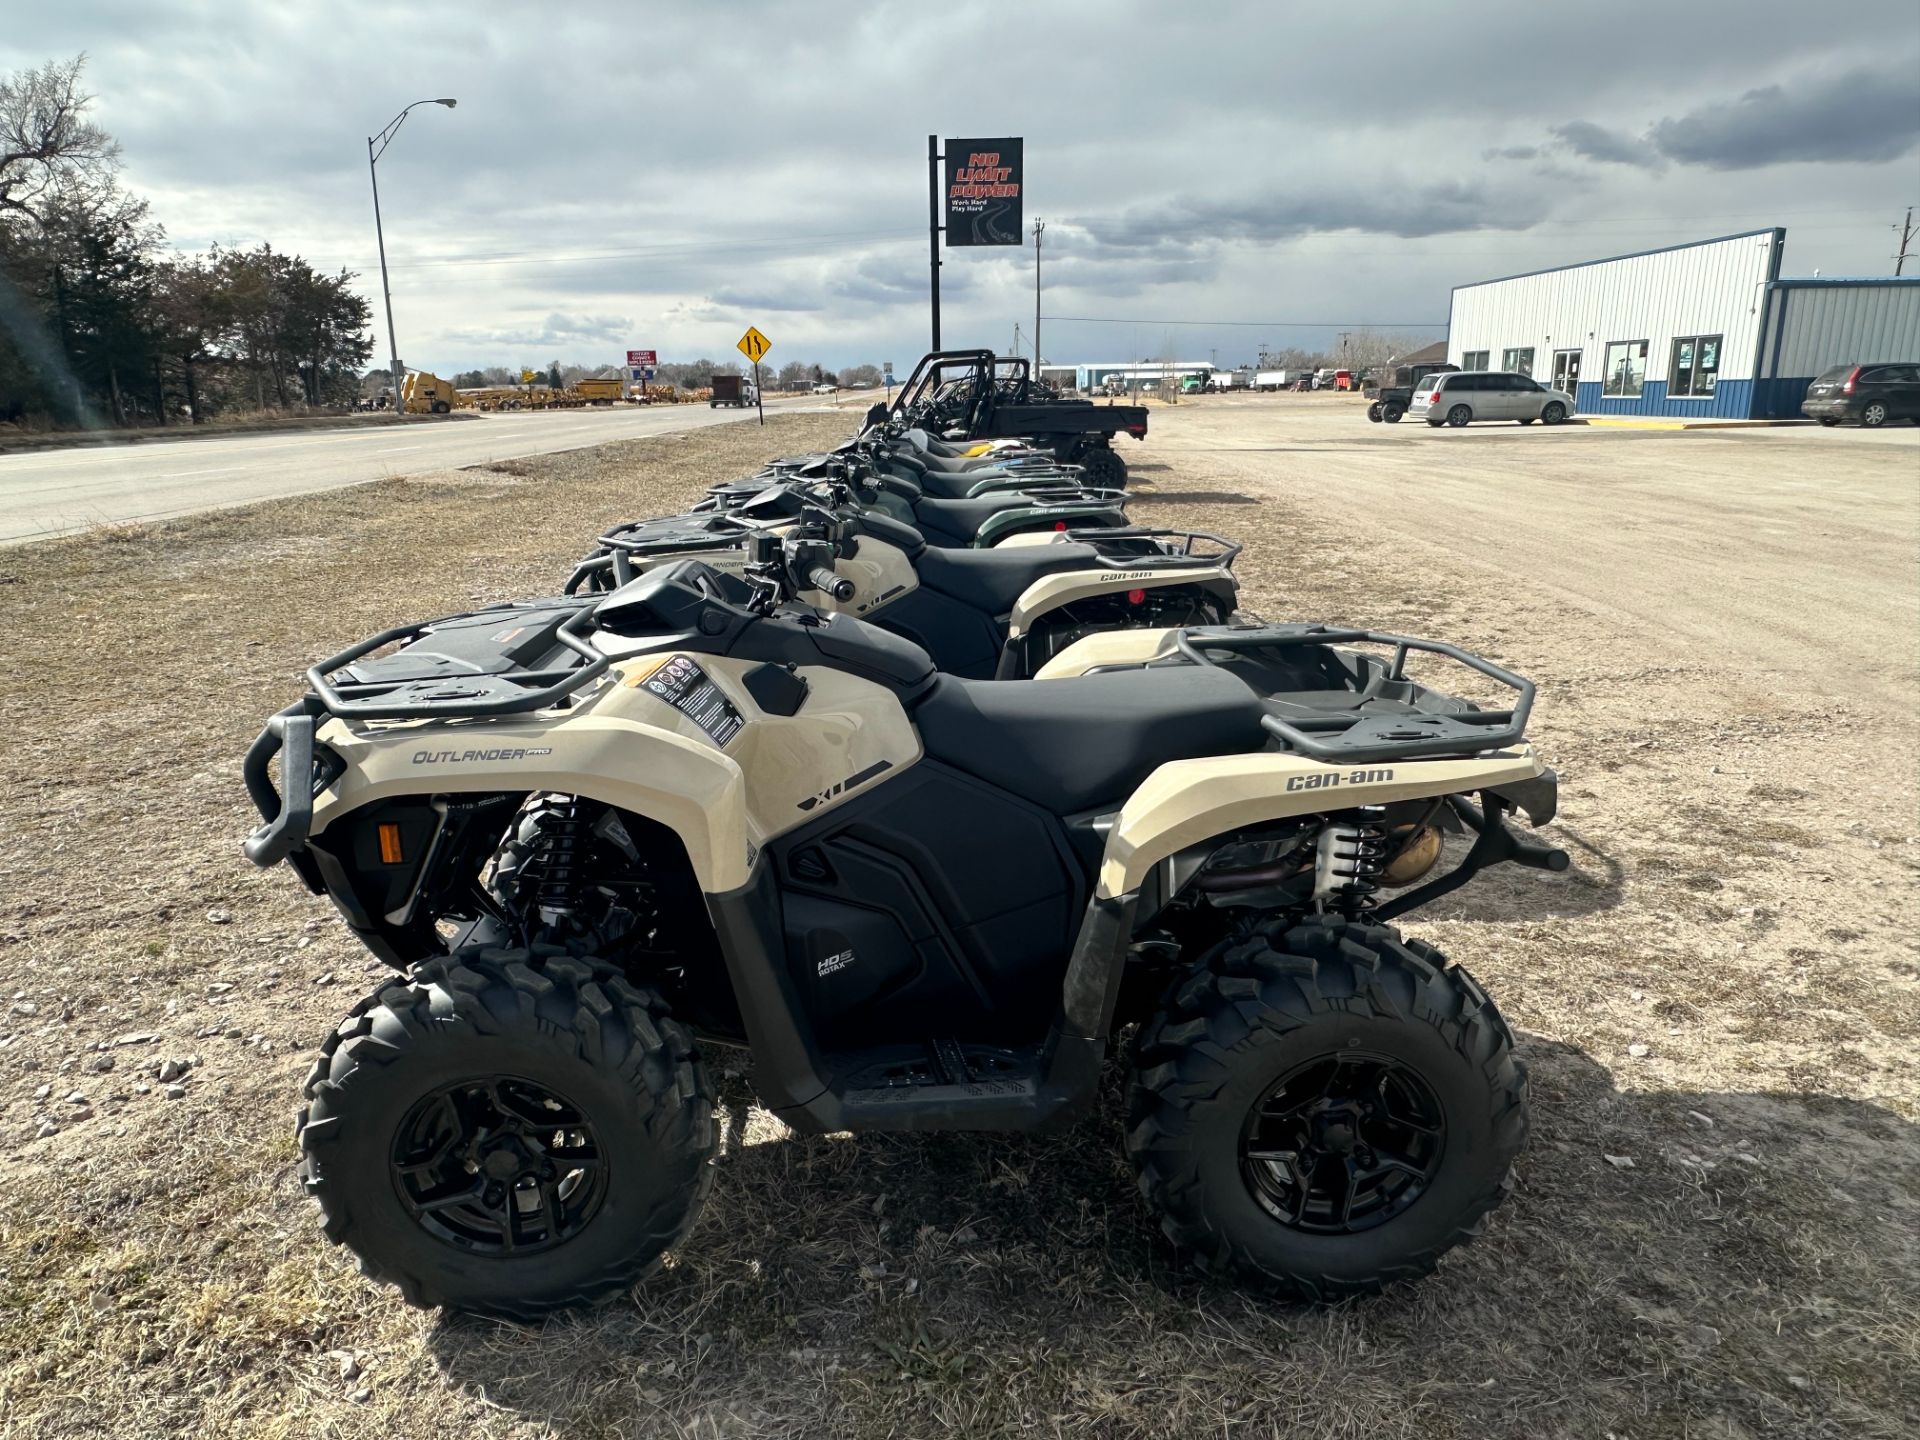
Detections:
887,349,1149,449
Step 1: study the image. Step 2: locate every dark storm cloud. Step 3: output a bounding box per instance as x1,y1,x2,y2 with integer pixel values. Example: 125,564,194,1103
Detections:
1550,121,1660,169
1547,60,1920,173
1650,64,1920,169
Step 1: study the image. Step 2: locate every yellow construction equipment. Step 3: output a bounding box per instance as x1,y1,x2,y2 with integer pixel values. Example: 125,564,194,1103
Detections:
400,370,462,415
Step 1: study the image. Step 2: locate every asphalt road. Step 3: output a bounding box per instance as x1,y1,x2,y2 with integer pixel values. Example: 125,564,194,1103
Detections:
0,393,860,544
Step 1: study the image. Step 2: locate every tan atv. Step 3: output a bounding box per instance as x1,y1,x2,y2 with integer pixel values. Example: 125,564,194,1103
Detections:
567,501,1241,681
246,535,1563,1319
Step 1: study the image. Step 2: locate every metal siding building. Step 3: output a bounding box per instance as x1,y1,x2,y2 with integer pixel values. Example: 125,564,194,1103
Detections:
1446,230,1784,419
1752,277,1920,417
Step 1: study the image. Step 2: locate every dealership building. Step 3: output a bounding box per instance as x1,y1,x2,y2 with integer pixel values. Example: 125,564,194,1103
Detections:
1445,229,1920,419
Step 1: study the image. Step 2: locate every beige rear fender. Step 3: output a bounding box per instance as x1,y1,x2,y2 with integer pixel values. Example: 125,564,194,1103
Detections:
1006,568,1235,640
1033,626,1180,678
1097,746,1549,900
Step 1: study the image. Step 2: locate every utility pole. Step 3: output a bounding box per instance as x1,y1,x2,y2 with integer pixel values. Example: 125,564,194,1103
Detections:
368,98,457,414
1897,206,1915,276
1013,322,1021,361
1032,217,1045,371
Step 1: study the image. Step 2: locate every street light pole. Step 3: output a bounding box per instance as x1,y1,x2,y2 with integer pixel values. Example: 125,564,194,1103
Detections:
367,98,456,414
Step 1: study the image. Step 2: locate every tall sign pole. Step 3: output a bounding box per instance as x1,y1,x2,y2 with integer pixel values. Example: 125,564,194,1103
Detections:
927,134,943,350
1033,217,1044,370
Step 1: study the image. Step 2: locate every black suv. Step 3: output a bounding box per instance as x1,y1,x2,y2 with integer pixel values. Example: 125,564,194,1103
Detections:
1802,363,1919,427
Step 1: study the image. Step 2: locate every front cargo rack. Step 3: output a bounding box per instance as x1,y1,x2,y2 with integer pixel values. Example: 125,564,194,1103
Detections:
1175,622,1534,764
243,598,609,866
305,599,608,720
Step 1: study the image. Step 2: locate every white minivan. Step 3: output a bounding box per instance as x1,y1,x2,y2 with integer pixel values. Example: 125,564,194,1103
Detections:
1411,371,1574,427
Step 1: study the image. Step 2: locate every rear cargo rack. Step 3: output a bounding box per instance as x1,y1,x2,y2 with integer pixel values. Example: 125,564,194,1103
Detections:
1065,526,1242,569
1175,622,1534,763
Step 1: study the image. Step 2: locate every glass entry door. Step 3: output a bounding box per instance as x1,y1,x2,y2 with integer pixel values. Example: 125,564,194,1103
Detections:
1552,349,1582,393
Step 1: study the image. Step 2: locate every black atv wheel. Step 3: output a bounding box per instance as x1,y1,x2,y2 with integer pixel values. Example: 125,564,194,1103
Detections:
1079,444,1128,488
1126,918,1526,1299
1366,402,1383,423
1381,401,1404,423
297,948,716,1319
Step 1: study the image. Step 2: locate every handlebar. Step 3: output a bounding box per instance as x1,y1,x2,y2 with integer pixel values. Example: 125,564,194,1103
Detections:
808,567,855,602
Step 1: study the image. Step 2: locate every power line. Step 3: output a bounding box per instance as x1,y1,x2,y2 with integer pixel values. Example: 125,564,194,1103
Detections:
1043,316,1445,328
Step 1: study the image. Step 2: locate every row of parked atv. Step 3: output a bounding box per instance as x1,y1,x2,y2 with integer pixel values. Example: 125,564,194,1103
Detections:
246,349,1566,1319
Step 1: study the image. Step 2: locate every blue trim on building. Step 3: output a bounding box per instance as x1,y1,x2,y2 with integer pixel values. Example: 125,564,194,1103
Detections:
1574,378,1755,419
1450,228,1779,296
1752,378,1821,419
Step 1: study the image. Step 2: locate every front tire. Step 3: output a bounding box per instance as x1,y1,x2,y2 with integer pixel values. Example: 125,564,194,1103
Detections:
1127,919,1526,1300
1542,402,1567,424
1447,405,1473,427
1381,402,1404,423
297,949,716,1319
1366,402,1383,423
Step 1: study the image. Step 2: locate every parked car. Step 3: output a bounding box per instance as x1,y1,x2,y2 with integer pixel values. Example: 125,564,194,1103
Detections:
1801,363,1919,428
1411,371,1574,427
810,382,838,394
1367,362,1458,423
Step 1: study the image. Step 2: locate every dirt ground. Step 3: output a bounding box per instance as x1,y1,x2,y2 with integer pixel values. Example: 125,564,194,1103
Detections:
0,402,1915,1439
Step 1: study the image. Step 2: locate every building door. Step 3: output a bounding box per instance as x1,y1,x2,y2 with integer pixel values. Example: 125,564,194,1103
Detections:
1552,349,1582,394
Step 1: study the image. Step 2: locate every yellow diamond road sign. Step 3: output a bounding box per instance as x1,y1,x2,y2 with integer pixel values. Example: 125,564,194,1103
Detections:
737,326,772,364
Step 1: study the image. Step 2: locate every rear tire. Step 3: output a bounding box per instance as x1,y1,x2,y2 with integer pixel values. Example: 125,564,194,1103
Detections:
297,948,716,1319
1366,402,1383,423
1861,402,1889,428
1447,405,1472,427
1542,402,1567,425
1127,918,1526,1299
1080,445,1128,488
1818,417,1840,426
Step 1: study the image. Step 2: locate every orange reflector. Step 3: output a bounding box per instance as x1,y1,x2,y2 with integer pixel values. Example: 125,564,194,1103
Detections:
377,823,405,865
1127,588,1147,605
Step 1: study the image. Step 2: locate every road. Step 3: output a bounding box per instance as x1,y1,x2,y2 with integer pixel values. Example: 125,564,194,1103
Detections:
0,392,864,544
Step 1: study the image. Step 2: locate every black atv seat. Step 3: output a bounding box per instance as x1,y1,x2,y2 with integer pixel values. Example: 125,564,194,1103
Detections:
913,665,1268,815
915,542,1107,616
913,493,1051,543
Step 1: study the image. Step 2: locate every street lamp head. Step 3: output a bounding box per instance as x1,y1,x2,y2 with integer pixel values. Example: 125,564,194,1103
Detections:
435,98,458,108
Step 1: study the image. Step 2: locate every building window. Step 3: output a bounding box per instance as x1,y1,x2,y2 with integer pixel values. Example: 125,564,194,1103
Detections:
1668,334,1722,398
1461,350,1489,371
1501,347,1536,377
1602,340,1648,398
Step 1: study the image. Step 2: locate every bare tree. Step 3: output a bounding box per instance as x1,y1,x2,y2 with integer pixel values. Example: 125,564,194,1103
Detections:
0,55,117,227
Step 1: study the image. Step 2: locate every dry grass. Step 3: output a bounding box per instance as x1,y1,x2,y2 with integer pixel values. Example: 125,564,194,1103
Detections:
1,409,1916,1438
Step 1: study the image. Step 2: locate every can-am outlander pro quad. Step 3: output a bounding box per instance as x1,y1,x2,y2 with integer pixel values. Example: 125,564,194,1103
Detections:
247,536,1563,1319
567,488,1238,680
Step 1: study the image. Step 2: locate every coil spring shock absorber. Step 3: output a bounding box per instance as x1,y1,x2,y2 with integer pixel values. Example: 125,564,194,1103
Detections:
1312,810,1389,912
533,798,588,926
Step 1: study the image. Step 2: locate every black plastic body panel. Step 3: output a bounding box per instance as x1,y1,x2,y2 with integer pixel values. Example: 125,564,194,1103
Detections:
765,761,1088,1049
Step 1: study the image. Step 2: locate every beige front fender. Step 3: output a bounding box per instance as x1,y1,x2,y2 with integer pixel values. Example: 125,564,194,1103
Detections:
310,712,751,892
1097,746,1548,900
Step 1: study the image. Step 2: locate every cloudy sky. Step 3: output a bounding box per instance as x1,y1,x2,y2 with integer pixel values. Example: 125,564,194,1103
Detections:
8,2,1917,372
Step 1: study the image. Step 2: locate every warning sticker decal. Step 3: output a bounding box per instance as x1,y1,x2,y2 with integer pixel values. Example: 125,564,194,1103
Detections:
641,655,745,748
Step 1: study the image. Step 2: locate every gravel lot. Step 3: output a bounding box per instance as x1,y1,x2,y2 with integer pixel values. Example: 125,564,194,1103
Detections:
0,401,1914,1438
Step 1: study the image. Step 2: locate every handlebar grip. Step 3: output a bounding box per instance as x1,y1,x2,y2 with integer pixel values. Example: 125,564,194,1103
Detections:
808,567,855,603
